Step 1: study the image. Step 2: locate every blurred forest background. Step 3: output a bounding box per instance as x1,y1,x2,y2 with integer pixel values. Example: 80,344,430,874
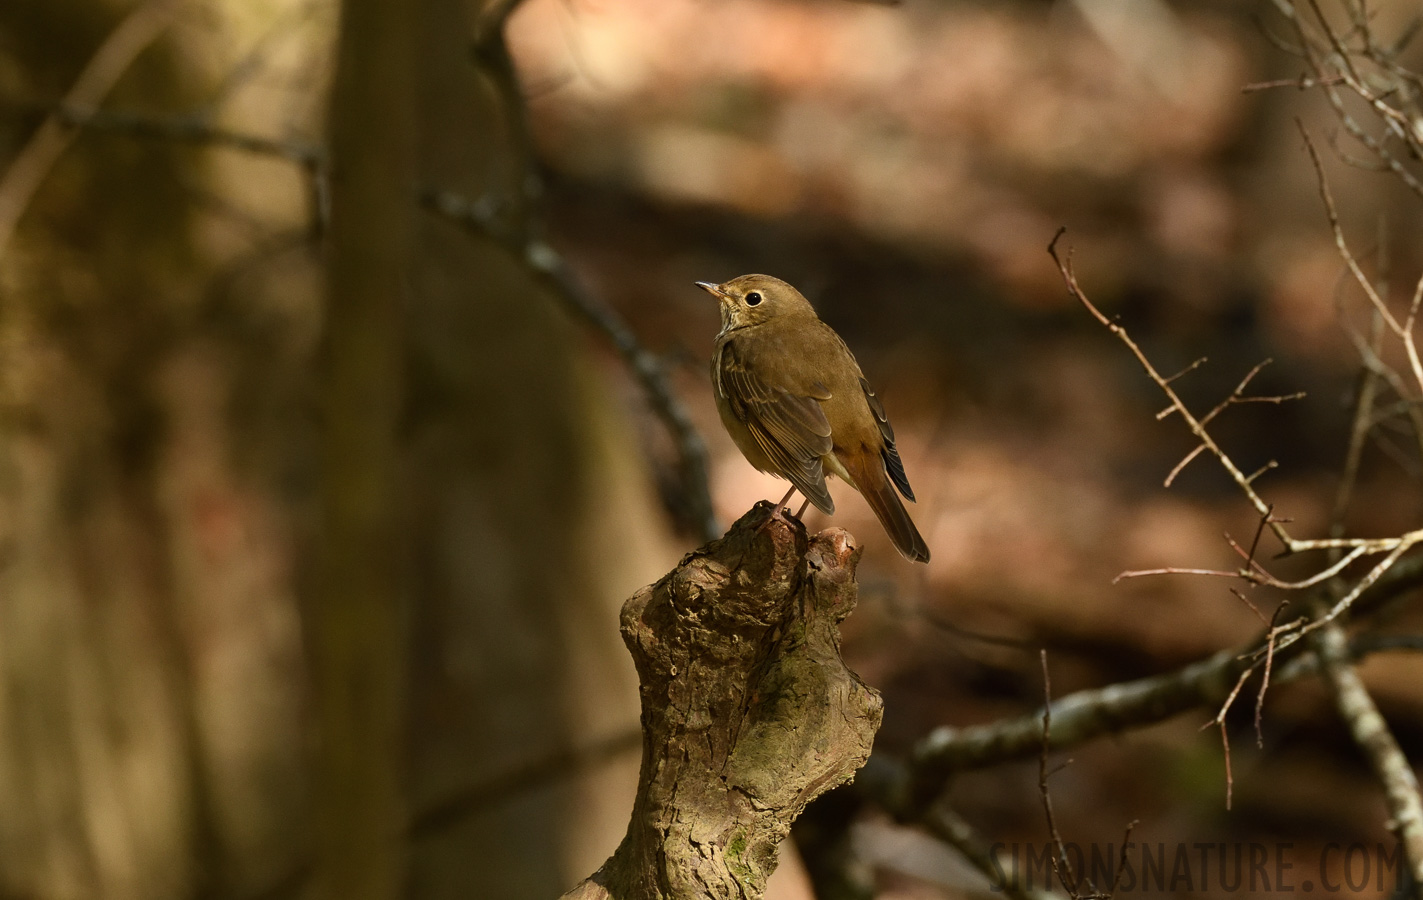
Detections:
2,0,1423,898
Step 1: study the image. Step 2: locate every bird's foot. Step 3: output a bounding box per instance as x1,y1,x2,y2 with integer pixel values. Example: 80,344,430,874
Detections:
754,503,795,536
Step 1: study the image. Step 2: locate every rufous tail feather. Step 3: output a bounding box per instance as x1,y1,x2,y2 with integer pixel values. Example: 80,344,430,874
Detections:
842,452,930,563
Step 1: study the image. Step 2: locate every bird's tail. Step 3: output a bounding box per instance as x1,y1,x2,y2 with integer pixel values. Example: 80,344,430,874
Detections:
842,451,930,563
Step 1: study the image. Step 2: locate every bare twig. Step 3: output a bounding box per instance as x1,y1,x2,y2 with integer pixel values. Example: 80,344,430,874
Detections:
1271,0,1423,199
1163,443,1210,488
51,104,328,232
1162,356,1208,385
434,0,718,541
1297,286,1423,894
1230,587,1270,625
903,548,1423,810
1108,820,1139,897
923,803,1053,900
1113,566,1241,582
1050,227,1423,664
1253,601,1293,748
0,0,179,261
1242,73,1347,92
1279,535,1423,651
1038,651,1085,898
52,105,323,166
1117,486,1378,588
1299,124,1423,393
1049,228,1396,557
1201,667,1252,810
1245,460,1279,484
1336,310,1423,464
56,102,327,232
408,728,641,839
1035,650,1138,900
471,0,542,227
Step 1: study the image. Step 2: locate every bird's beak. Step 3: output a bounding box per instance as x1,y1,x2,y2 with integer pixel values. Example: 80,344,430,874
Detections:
695,281,730,302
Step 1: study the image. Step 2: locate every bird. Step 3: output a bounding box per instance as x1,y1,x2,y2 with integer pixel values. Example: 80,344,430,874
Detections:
697,274,930,563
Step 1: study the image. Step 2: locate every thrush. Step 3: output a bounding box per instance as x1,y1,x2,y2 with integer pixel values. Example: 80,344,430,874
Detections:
697,274,930,563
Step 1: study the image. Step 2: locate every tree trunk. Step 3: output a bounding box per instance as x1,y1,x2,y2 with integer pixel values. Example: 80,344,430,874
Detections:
399,0,677,895
308,0,417,896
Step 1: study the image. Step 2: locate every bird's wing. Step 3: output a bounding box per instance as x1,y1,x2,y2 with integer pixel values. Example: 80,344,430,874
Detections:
860,377,915,502
719,338,836,514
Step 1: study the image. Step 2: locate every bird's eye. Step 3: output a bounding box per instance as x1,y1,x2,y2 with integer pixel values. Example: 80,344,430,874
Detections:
745,292,763,306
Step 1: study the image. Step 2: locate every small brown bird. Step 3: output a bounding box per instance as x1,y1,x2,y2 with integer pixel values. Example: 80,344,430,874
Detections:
698,274,930,563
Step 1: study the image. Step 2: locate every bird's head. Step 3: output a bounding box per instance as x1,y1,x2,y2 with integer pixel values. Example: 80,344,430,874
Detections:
696,274,816,331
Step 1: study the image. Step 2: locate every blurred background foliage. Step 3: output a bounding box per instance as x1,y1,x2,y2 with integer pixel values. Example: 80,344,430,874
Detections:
0,0,1421,897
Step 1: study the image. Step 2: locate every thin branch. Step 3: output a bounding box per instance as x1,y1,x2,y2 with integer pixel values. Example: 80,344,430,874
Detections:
1270,632,1423,683
1298,125,1421,385
1336,311,1423,461
1045,214,1423,828
1277,531,1423,652
1369,427,1423,477
424,189,719,541
1304,1,1423,151
1230,587,1270,624
408,728,641,839
1252,543,1370,590
1320,281,1423,894
470,0,542,227
1038,651,1085,898
0,0,179,261
53,104,324,166
1331,254,1423,455
444,0,718,541
1050,226,1423,660
1283,1,1423,199
1238,511,1274,579
1242,73,1347,92
1253,602,1293,749
21,97,713,535
1163,443,1209,488
1162,356,1208,385
1202,667,1252,810
1108,820,1140,897
1114,566,1241,583
23,59,719,542
1047,231,1292,551
1159,359,1303,489
1117,490,1377,590
51,103,328,232
902,548,1423,811
923,802,1053,900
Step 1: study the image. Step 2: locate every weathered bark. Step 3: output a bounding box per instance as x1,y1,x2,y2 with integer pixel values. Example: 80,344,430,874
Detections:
565,504,882,900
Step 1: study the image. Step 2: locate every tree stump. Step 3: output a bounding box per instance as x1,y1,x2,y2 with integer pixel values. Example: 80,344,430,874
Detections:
563,502,883,899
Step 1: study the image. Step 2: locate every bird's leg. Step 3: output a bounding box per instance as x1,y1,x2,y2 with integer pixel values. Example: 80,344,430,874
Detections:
774,485,797,513
793,496,812,519
755,486,800,537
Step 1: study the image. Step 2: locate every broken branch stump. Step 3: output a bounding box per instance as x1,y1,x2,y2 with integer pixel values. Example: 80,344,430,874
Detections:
563,502,883,899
